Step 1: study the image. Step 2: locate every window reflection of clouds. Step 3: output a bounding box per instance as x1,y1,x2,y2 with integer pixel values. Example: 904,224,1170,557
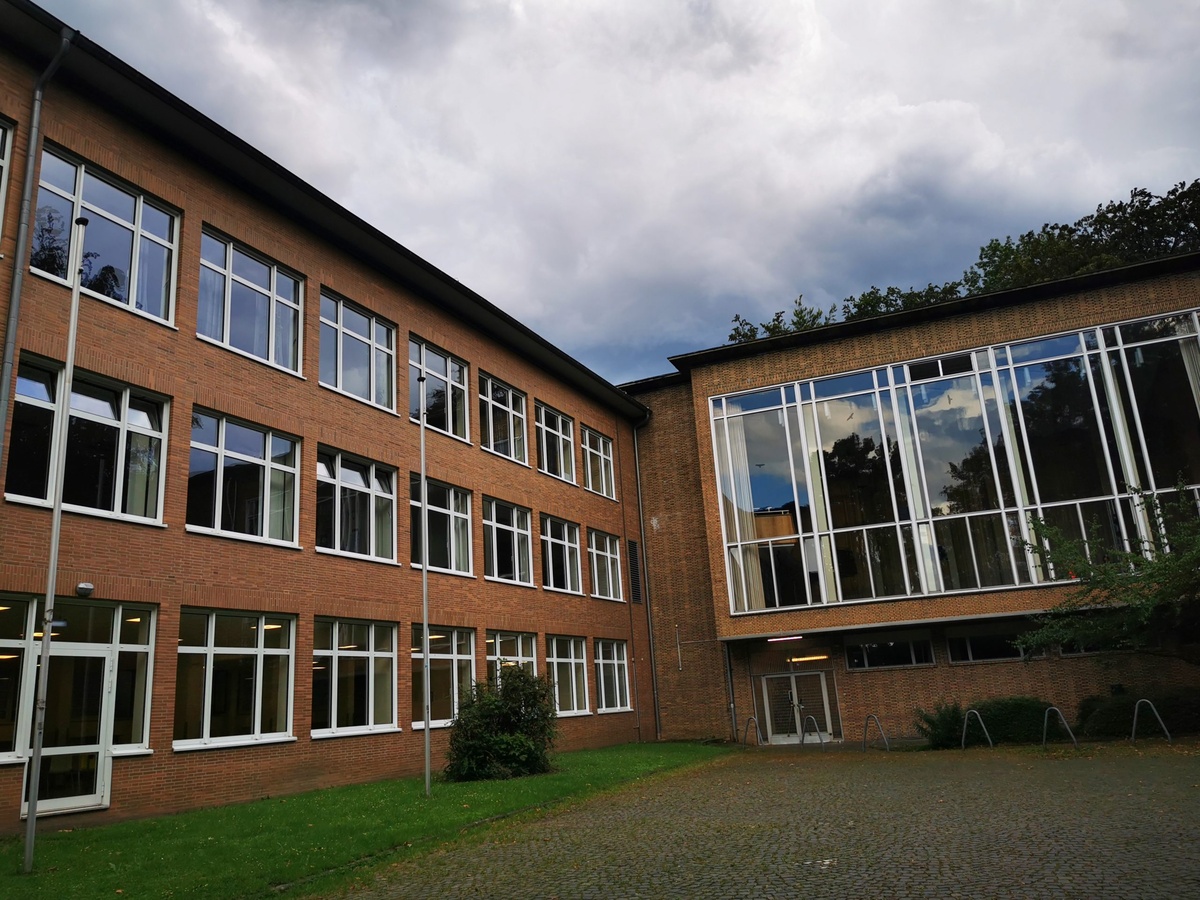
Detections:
911,376,994,515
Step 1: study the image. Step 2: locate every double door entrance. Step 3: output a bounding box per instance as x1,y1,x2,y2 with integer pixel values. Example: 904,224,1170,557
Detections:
760,672,835,744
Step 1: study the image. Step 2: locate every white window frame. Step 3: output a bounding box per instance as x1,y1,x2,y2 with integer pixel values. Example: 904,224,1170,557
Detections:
173,609,295,750
483,497,533,585
5,359,168,524
594,639,630,712
541,515,582,594
316,447,397,562
588,529,624,601
318,291,395,410
0,121,11,244
30,146,178,322
547,635,589,716
312,618,398,737
197,230,302,373
186,411,300,546
536,403,575,482
485,630,537,684
479,373,528,463
0,598,156,763
409,475,473,574
582,427,616,499
409,338,468,440
411,625,475,729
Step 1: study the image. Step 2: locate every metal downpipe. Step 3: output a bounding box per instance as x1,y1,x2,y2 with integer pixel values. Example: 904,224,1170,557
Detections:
0,27,75,472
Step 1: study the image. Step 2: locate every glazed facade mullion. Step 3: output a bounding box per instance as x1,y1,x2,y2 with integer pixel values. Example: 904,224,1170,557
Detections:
712,310,1200,613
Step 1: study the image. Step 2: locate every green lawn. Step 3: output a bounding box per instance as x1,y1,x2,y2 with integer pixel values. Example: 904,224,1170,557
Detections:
1,742,729,898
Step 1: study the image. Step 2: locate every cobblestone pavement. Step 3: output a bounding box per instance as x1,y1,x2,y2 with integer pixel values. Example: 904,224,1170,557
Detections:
346,743,1200,899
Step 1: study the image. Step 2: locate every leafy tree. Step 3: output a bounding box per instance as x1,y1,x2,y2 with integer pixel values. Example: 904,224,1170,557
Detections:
729,179,1200,342
728,295,835,342
445,664,559,781
1016,489,1200,665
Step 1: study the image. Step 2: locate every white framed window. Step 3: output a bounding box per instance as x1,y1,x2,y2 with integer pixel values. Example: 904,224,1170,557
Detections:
409,338,468,439
31,147,177,321
588,530,623,600
411,624,475,728
0,598,155,763
479,373,527,463
186,411,299,545
582,427,615,499
174,609,294,748
409,475,472,573
845,630,935,669
4,359,167,522
312,619,397,736
319,292,394,409
484,498,533,584
536,403,575,482
198,231,301,372
0,122,11,244
594,639,630,712
541,515,581,593
316,448,396,561
547,635,588,715
485,630,537,684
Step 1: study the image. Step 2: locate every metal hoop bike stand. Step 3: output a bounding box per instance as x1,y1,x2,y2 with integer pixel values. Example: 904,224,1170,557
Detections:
961,709,994,749
862,714,890,751
1130,699,1171,744
1042,706,1078,749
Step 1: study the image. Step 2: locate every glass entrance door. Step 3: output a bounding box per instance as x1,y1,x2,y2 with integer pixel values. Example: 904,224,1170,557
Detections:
761,672,833,744
24,651,112,815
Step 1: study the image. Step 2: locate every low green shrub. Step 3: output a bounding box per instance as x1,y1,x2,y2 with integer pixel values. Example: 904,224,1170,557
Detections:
973,696,1053,744
445,665,559,781
914,701,964,749
1078,687,1200,738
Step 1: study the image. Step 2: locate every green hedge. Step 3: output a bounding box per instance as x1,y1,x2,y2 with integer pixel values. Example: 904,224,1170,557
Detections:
1078,687,1200,738
973,696,1055,744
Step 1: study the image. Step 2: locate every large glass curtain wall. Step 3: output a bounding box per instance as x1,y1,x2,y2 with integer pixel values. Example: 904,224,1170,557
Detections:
712,312,1200,612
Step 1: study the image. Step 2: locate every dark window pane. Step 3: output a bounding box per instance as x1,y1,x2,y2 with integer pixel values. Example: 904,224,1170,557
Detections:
319,322,338,386
316,481,336,549
6,402,53,499
210,654,256,738
81,214,133,302
229,282,269,359
135,237,170,318
186,448,217,528
62,416,118,511
31,190,73,278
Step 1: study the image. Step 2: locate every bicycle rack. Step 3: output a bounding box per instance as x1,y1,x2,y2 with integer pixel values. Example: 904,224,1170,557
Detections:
961,709,993,749
742,715,765,747
1042,706,1078,749
862,714,890,751
1130,699,1172,744
799,714,828,750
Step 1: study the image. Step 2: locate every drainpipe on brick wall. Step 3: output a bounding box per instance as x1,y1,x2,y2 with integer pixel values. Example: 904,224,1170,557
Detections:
724,641,737,742
0,27,75,473
631,424,663,740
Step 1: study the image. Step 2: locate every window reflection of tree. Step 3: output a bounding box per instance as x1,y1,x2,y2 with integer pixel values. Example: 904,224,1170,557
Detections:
823,432,899,527
1016,358,1110,502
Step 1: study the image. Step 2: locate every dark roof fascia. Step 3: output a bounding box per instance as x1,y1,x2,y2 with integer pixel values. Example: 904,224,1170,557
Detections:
619,371,690,395
667,251,1200,374
0,0,648,423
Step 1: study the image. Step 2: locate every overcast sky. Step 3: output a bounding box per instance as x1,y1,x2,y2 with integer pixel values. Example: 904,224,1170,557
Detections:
38,0,1200,383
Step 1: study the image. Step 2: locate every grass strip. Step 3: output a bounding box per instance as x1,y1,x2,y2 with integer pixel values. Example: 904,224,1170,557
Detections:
1,741,729,899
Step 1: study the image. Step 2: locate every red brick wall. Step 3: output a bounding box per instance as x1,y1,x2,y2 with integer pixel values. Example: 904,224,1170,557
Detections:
733,631,1197,744
632,262,1200,741
0,45,652,831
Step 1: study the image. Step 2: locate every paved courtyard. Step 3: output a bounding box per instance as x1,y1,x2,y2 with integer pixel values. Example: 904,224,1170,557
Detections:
348,742,1200,899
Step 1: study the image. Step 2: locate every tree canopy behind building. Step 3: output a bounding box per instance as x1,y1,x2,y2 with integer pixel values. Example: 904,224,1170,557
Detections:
729,179,1200,342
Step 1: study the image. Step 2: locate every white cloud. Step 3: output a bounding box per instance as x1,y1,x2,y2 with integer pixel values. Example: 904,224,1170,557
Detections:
40,0,1200,381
